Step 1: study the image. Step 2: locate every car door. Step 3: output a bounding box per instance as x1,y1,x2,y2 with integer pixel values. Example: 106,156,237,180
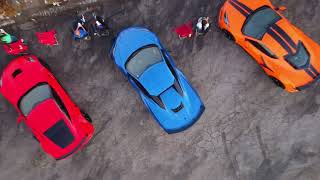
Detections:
243,37,278,73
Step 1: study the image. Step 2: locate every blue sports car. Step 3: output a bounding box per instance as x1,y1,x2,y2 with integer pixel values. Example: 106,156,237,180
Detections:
111,27,205,133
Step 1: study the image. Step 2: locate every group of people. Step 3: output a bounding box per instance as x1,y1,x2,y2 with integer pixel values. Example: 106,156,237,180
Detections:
73,13,211,40
0,12,109,55
72,13,109,40
174,16,211,40
0,14,210,48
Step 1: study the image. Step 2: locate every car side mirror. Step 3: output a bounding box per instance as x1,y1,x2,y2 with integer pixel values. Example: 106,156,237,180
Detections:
17,115,25,124
276,6,287,12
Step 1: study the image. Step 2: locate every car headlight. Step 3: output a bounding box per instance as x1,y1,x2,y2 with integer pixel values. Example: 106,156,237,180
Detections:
224,12,230,27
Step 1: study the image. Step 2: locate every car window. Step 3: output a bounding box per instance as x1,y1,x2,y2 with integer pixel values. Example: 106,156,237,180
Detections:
126,45,163,78
51,88,71,120
44,120,74,148
243,7,281,39
19,84,52,116
247,39,278,59
285,42,310,69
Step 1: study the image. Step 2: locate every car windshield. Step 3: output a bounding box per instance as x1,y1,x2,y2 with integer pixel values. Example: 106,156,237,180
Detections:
19,84,52,116
243,7,281,39
44,120,74,148
285,42,310,69
126,46,163,78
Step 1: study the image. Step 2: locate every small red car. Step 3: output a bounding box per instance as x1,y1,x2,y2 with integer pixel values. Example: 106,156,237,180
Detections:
0,55,94,160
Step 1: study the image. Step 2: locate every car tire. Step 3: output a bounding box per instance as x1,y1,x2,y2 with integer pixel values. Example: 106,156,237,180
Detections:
223,30,235,42
81,110,92,123
270,77,285,89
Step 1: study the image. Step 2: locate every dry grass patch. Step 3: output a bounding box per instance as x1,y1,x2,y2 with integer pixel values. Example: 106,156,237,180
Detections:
0,0,24,18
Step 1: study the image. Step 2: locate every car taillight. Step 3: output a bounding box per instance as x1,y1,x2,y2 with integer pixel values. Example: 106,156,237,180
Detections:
0,77,2,87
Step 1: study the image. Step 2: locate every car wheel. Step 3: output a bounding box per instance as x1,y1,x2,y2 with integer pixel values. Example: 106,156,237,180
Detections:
38,58,52,71
270,77,285,89
223,30,235,42
81,110,92,123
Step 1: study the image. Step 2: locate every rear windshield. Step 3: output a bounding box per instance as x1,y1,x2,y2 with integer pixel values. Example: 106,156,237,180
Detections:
243,7,281,39
19,84,52,116
44,120,74,148
126,45,163,78
285,42,310,69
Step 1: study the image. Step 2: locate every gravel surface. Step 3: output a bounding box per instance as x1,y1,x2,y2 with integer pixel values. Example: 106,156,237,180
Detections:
0,0,320,180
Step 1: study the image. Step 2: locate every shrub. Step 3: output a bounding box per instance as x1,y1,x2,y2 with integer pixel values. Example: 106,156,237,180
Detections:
0,0,23,18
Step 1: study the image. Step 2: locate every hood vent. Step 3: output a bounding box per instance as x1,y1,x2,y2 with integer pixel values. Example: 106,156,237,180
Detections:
12,69,22,78
173,80,183,96
151,95,165,109
172,103,184,113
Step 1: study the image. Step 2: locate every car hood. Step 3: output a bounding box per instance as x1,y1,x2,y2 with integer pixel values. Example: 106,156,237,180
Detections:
138,61,175,96
26,99,69,133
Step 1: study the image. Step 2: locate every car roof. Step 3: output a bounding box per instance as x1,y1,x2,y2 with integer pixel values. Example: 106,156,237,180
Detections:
26,99,69,133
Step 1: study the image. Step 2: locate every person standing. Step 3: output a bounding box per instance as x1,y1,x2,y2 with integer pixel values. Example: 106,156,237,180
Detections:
195,17,210,36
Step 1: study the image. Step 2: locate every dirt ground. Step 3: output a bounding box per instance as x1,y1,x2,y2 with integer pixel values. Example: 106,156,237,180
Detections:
0,0,320,180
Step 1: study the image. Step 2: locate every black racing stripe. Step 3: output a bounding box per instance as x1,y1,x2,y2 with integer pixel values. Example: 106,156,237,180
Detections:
305,69,317,79
310,65,320,76
230,0,253,14
271,24,297,49
267,28,293,54
229,1,249,17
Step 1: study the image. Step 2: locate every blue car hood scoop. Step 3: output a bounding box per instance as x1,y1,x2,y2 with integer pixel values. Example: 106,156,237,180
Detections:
138,62,175,96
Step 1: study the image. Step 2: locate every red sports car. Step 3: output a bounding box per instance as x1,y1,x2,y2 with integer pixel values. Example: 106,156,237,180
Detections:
0,55,94,160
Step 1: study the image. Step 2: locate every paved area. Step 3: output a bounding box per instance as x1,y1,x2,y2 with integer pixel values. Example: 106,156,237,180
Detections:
0,0,320,180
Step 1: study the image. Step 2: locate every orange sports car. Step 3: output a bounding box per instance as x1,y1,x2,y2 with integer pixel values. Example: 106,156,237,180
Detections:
218,0,320,92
